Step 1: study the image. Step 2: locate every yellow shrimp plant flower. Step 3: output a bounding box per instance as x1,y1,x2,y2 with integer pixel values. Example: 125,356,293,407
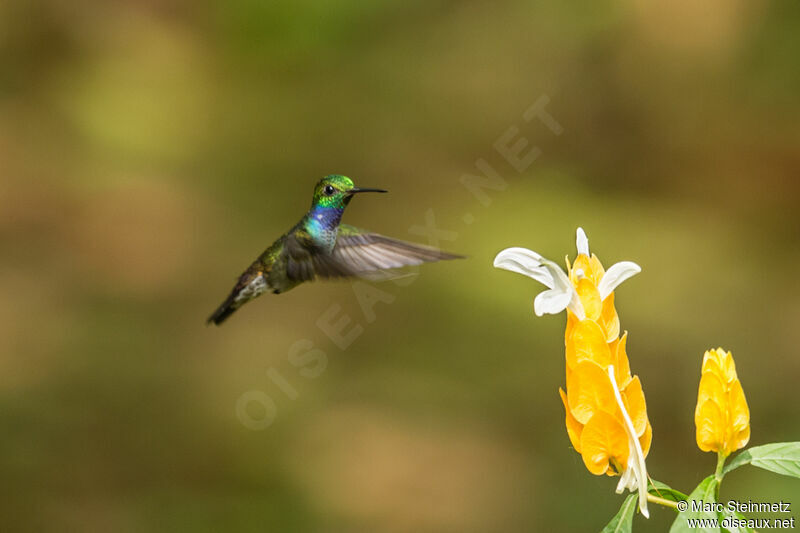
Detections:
494,228,652,517
695,348,750,456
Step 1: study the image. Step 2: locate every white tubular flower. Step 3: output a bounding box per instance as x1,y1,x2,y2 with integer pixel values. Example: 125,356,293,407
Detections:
494,248,585,319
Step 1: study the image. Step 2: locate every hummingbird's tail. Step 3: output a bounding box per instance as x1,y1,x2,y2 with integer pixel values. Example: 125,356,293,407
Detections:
207,270,270,326
207,295,240,326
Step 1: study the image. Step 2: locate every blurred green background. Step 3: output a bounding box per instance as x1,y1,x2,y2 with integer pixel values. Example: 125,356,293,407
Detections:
2,1,799,531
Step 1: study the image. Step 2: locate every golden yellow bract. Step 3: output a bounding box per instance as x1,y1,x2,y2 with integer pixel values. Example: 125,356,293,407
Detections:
695,348,750,456
581,410,630,476
567,360,617,424
566,319,612,369
610,332,632,389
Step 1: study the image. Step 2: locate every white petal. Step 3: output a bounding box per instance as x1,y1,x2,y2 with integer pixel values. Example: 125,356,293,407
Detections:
539,258,586,320
533,289,572,316
597,261,641,301
576,227,589,256
493,247,554,288
608,365,650,518
538,257,571,291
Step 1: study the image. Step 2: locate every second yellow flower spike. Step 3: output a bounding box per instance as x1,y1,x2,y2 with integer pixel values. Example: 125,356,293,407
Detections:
695,348,750,457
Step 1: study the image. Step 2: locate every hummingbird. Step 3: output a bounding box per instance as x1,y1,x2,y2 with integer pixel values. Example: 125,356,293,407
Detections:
207,175,463,325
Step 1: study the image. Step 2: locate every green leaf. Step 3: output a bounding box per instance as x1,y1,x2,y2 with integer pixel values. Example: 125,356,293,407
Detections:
648,479,689,504
724,442,800,478
718,507,754,533
601,494,638,533
669,476,720,533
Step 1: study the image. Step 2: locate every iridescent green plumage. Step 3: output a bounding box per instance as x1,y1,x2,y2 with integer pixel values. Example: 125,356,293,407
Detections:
207,175,463,325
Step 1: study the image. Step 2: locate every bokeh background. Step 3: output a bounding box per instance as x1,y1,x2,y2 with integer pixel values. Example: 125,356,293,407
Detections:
2,1,799,531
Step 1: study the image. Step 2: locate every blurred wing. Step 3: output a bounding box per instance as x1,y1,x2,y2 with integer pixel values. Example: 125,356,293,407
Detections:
285,225,463,282
283,229,319,282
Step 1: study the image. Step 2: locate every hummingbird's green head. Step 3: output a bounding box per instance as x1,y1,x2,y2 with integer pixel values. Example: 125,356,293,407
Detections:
311,175,387,209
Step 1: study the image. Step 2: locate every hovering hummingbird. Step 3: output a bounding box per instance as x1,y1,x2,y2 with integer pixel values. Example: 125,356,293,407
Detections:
207,175,463,325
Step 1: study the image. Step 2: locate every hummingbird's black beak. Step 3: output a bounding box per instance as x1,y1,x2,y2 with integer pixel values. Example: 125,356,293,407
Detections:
348,187,388,194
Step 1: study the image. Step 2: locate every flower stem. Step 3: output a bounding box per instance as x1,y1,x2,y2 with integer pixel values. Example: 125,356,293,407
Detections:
646,493,678,510
714,451,727,483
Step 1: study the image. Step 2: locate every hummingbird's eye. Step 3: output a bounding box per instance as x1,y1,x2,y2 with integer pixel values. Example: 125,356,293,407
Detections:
324,185,335,196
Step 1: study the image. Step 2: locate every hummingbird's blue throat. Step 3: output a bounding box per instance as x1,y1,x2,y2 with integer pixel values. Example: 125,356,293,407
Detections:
306,206,345,249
